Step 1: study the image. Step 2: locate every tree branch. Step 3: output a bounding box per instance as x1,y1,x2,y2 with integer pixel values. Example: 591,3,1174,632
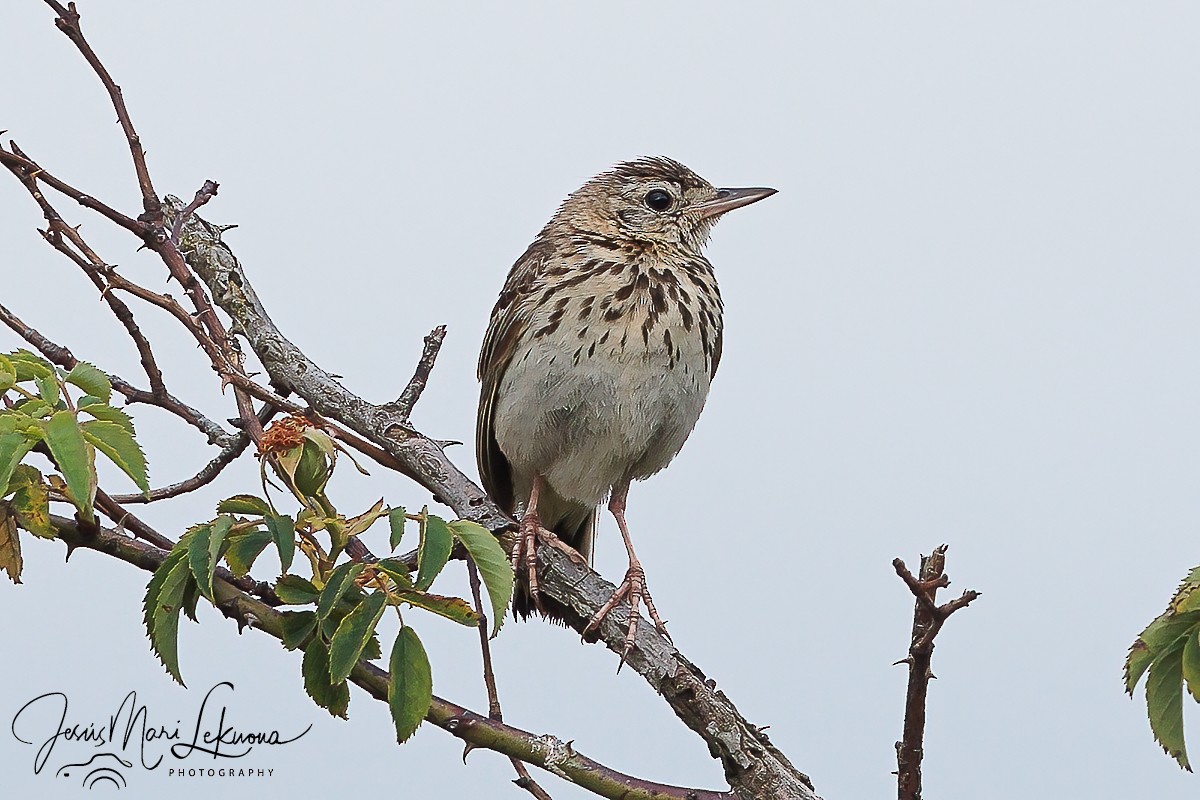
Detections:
893,546,981,800
44,515,730,800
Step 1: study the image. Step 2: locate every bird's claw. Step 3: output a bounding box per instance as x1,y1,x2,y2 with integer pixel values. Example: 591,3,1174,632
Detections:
582,564,671,670
513,509,545,614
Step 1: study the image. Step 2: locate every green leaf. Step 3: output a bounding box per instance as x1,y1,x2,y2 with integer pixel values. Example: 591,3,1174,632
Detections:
81,419,150,494
275,574,320,605
9,350,53,381
415,513,453,592
449,519,514,636
329,590,388,683
64,362,112,403
280,610,318,650
1146,641,1191,770
223,530,272,577
395,588,480,627
317,562,365,622
302,639,349,718
7,465,56,539
1183,630,1200,703
375,558,414,589
0,432,39,499
34,373,59,407
266,513,295,573
294,437,331,498
187,516,233,601
388,626,432,744
388,506,407,552
0,505,22,584
42,410,96,522
217,494,272,516
77,401,136,435
344,498,387,539
11,398,51,421
143,542,196,686
0,355,15,394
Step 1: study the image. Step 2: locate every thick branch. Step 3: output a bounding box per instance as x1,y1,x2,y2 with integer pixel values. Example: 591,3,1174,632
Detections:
893,546,981,800
45,516,729,800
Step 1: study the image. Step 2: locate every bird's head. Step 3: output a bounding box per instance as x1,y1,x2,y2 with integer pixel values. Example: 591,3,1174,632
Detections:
551,156,776,253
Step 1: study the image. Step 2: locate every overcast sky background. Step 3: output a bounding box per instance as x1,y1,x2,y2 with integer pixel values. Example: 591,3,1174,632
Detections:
3,3,1200,798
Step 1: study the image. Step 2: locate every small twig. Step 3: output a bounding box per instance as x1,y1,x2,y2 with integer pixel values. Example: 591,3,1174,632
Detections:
467,558,554,800
0,143,143,235
41,0,160,220
110,401,278,504
386,325,447,420
170,180,219,244
893,545,981,800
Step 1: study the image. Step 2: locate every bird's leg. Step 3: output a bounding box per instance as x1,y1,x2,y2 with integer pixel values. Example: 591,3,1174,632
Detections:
583,483,671,667
514,474,545,613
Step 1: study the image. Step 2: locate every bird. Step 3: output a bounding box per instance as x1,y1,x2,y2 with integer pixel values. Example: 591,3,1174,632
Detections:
476,156,775,658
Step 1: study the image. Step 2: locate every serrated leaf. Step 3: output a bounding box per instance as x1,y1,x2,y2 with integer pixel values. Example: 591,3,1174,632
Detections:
7,465,55,539
395,589,480,627
388,506,407,552
143,542,196,686
34,373,59,407
345,498,386,539
42,410,95,522
375,558,414,590
1146,642,1191,770
187,516,233,601
415,514,453,592
0,432,39,500
64,362,112,403
223,530,272,577
11,398,51,420
0,505,22,584
317,562,366,622
181,577,201,623
302,639,349,718
275,574,320,605
9,350,53,381
281,610,318,650
217,494,272,516
388,626,432,744
449,519,514,636
77,401,135,435
81,419,149,494
266,513,295,573
329,590,388,683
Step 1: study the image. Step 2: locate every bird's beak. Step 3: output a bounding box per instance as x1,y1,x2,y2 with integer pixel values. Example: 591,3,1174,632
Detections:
695,186,777,220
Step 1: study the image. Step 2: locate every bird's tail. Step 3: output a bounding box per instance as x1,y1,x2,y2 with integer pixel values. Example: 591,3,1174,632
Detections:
513,506,594,624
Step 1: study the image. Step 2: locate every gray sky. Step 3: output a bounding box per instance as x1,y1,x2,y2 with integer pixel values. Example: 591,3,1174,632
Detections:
3,2,1199,798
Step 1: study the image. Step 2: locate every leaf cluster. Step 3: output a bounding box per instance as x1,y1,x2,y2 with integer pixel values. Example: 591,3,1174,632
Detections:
0,350,148,582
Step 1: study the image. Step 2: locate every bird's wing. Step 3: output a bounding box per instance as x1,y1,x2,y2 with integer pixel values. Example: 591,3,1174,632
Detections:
476,239,554,514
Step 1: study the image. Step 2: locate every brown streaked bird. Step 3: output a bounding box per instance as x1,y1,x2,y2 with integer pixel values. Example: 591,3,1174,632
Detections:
477,156,775,658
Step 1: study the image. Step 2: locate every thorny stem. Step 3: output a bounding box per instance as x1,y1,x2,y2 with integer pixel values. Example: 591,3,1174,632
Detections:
893,545,981,800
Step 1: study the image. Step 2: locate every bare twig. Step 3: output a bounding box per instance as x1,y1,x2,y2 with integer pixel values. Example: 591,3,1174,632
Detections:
386,325,447,420
0,299,236,447
893,545,981,800
170,180,219,244
467,558,555,800
41,0,160,219
0,143,143,235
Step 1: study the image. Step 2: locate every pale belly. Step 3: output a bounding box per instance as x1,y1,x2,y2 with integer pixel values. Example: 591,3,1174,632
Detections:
493,330,711,507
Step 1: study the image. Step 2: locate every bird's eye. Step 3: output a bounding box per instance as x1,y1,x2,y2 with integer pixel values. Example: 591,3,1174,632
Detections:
644,189,673,212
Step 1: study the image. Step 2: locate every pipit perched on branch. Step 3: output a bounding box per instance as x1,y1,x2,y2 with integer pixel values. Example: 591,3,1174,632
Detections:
477,157,775,658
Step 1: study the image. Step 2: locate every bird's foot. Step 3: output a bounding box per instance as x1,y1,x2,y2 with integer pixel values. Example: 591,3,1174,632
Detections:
512,507,544,613
582,563,671,670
